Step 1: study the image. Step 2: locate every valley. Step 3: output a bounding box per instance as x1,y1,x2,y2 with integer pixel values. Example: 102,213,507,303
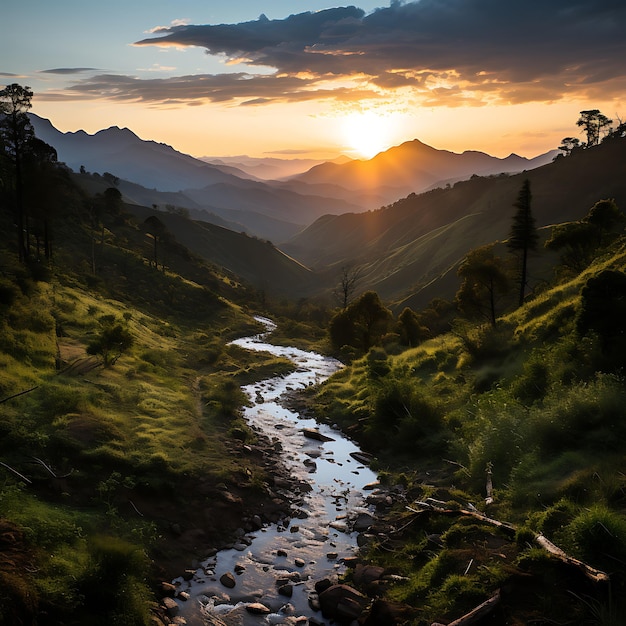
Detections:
1,98,626,625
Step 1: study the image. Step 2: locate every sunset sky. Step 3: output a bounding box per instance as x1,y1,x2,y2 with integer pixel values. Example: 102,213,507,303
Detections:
2,1,625,160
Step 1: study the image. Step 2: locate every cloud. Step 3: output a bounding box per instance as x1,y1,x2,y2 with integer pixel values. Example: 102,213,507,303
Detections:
36,72,380,106
40,1,626,108
40,68,98,75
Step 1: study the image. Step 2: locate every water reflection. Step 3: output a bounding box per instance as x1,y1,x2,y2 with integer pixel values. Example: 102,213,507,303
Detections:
174,318,377,625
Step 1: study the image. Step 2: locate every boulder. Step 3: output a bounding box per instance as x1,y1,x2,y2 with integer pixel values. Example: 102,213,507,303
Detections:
245,602,270,615
220,572,236,589
162,596,179,617
319,584,368,623
302,428,335,442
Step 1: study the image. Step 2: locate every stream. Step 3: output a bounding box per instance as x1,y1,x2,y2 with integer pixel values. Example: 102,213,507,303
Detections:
173,317,379,625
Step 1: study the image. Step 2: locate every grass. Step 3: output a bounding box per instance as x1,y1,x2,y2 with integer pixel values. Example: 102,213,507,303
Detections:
308,236,626,623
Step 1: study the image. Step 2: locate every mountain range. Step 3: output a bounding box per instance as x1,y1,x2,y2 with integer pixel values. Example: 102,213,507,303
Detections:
29,114,556,244
29,112,624,310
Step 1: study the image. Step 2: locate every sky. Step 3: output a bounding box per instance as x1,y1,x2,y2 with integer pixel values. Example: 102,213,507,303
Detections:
2,1,625,160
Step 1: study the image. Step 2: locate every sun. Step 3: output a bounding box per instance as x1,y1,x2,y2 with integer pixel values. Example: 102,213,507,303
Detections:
340,110,399,159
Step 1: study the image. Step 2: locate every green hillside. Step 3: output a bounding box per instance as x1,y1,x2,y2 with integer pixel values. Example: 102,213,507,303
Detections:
284,137,626,308
0,166,303,623
309,230,626,624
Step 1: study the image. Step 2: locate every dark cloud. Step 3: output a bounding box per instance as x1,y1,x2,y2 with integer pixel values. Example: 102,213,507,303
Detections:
37,72,379,105
42,1,625,107
40,68,98,75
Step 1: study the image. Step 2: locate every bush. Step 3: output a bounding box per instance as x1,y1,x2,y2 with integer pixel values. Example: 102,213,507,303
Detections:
565,505,626,573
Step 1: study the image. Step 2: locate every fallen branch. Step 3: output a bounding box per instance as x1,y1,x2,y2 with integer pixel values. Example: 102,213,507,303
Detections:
29,457,73,480
0,461,32,484
431,589,501,626
407,501,516,537
535,533,609,583
129,500,144,517
407,501,610,583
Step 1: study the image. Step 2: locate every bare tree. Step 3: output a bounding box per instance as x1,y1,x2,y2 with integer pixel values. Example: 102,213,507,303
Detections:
335,265,362,309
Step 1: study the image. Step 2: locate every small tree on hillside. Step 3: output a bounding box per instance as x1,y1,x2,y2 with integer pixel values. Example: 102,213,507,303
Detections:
329,290,393,354
335,265,362,309
87,316,133,367
507,179,538,307
456,245,510,327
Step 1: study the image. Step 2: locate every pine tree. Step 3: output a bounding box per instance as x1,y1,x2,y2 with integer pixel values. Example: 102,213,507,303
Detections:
507,179,538,307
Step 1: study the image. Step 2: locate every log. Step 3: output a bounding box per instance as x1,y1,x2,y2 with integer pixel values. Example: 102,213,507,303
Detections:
431,589,501,626
535,533,610,583
407,501,610,583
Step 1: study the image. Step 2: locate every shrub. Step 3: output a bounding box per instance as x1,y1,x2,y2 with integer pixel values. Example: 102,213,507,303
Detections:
565,505,626,573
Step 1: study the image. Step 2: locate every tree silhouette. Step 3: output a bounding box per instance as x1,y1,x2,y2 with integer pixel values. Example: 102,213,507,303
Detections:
0,83,34,262
576,110,612,147
507,179,538,307
456,245,510,327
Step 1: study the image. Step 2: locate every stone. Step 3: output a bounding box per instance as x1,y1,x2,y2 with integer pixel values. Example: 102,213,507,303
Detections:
177,591,190,601
318,584,368,622
302,428,335,442
314,578,332,594
162,596,179,617
220,572,236,588
353,564,385,587
294,557,306,567
353,512,375,532
278,583,293,597
160,581,176,596
245,602,271,615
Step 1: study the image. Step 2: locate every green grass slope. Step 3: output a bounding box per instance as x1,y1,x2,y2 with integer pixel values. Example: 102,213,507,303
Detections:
0,183,301,624
310,234,626,624
285,137,626,307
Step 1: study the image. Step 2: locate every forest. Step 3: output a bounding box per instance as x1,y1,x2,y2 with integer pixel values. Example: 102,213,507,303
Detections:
1,84,626,625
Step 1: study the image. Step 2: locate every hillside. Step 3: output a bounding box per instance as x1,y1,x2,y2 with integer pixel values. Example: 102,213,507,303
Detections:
284,137,626,308
0,165,316,623
306,230,626,624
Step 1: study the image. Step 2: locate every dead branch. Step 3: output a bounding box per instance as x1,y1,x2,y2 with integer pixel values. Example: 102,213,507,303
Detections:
129,500,144,517
407,501,610,584
0,385,40,404
535,533,609,583
0,461,32,484
432,590,501,626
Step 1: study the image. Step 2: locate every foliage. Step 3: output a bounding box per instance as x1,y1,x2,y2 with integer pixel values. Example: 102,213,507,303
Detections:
329,290,393,355
86,316,134,366
507,179,538,306
456,244,510,327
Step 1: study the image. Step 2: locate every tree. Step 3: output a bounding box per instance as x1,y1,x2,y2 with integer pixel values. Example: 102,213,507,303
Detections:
576,109,612,147
143,214,169,271
545,199,625,274
335,265,362,309
0,83,34,262
456,245,510,327
87,317,133,367
329,291,393,353
576,270,626,370
558,136,581,156
507,179,538,307
544,222,596,274
22,137,59,260
396,307,429,347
